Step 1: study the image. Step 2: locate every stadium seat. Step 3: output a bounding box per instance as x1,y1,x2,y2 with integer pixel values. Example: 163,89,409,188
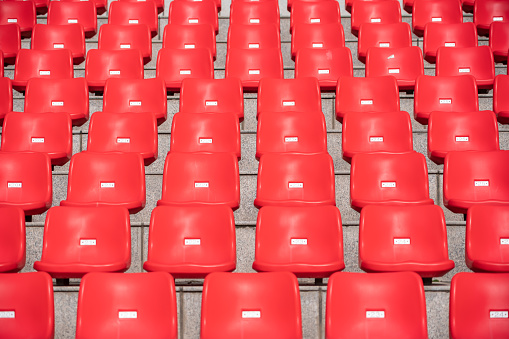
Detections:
103,78,167,124
490,22,509,62
347,0,397,13
350,151,433,212
290,0,335,12
366,46,424,90
225,47,283,91
0,272,54,339
466,205,509,272
0,151,52,215
255,153,335,208
87,112,158,165
0,77,12,121
336,76,400,122
412,0,463,37
34,206,130,278
253,205,344,278
443,150,509,214
13,49,73,92
428,110,499,164
118,0,164,14
423,22,477,63
25,78,89,125
227,23,280,50
163,23,216,60
0,206,25,273
0,24,20,63
170,112,241,158
58,0,107,15
450,272,509,339
230,1,280,28
1,112,72,166
494,75,509,123
85,49,144,93
143,205,236,278
350,0,402,36
359,205,455,277
98,24,152,64
256,111,327,159
342,111,413,163
179,78,244,120
108,1,158,38
291,23,345,60
61,151,146,213
0,1,36,38
436,46,495,90
326,272,428,338
32,24,85,65
75,272,178,339
474,0,509,36
47,1,97,38
357,22,412,62
201,272,302,339
15,0,49,15
295,47,353,91
168,0,218,34
290,0,340,32
159,152,240,209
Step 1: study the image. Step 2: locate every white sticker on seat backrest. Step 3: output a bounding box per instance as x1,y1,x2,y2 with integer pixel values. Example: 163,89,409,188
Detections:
490,311,508,318
248,43,260,49
493,17,504,22
310,18,321,23
242,311,261,318
195,182,209,188
8,183,22,188
361,99,373,105
184,44,195,49
31,138,45,143
80,239,96,246
370,137,383,142
249,70,260,75
387,54,395,59
117,138,130,143
445,42,456,47
119,311,137,319
40,71,51,76
110,70,121,75
129,101,142,106
54,43,65,49
439,99,452,104
370,18,381,23
205,100,217,106
189,19,199,23
475,180,489,187
185,239,201,245
459,68,471,73
101,182,115,188
366,311,385,318
289,182,304,188
318,69,330,74
312,43,324,48
249,19,260,24
120,44,131,49
381,182,396,188
129,19,139,24
431,17,442,22
199,138,213,144
0,311,15,318
394,238,410,245
379,42,390,48
388,68,400,74
180,70,191,75
501,239,509,245
285,137,298,142
291,238,308,245
283,101,295,106
7,19,17,23
455,136,469,142
52,101,64,106
68,19,78,23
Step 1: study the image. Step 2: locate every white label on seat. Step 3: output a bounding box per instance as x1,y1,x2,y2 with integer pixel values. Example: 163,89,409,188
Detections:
490,311,508,318
459,68,471,73
493,17,504,22
440,99,452,104
249,70,260,75
388,68,400,74
318,69,330,74
189,19,199,23
501,239,509,245
366,311,385,318
129,19,139,24
7,19,17,23
129,101,142,106
184,44,196,49
52,101,64,106
248,43,260,49
370,18,381,23
185,239,201,245
68,19,78,23
361,100,373,105
475,181,489,187
370,137,383,142
312,43,324,48
431,17,442,22
394,238,411,245
291,238,308,245
379,42,390,48
101,182,115,188
250,19,260,24
31,138,45,143
199,138,213,144
381,182,396,188
120,44,131,49
242,311,261,318
119,311,137,319
289,182,304,188
195,182,209,188
455,136,469,142
117,138,130,143
80,239,96,246
285,137,298,142
283,101,295,106
137,0,146,1
110,70,121,75
310,18,321,23
388,54,395,59
8,183,22,188
205,100,217,106
445,42,456,47
0,311,15,318
40,71,50,75
54,43,65,49
180,70,191,75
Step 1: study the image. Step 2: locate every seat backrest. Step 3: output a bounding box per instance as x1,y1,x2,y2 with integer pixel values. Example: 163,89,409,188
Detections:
0,23,21,60
168,0,218,33
108,1,158,36
229,1,280,27
0,1,36,36
351,0,401,35
290,1,340,31
0,206,25,273
474,0,509,33
32,24,85,61
412,0,463,35
98,23,152,61
47,1,97,36
163,23,216,58
423,22,477,61
358,22,411,61
291,22,345,58
227,23,280,50
0,77,13,120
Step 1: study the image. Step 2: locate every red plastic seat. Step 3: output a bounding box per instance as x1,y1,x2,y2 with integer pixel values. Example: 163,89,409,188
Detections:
170,112,241,158
359,204,455,277
290,1,340,32
450,272,509,339
61,151,146,213
436,46,495,90
25,78,89,125
0,24,20,63
423,22,477,63
474,0,509,36
103,78,167,124
58,0,107,15
163,23,216,60
342,111,413,163
179,78,244,120
76,272,178,339
351,0,401,36
143,205,236,278
335,76,400,121
412,0,463,37
255,153,335,208
98,24,152,64
227,23,280,50
47,1,97,38
32,24,85,65
358,22,412,62
159,152,240,209
0,206,25,273
118,0,164,14
13,49,73,92
494,74,509,123
443,150,509,214
253,205,344,278
34,206,130,278
168,0,218,34
201,272,302,339
85,49,144,93
108,1,158,38
1,112,72,166
490,22,509,62
0,77,12,121
0,151,52,215
0,272,54,339
350,151,433,212
291,23,345,60
466,205,509,272
230,1,280,28
8,0,49,15
366,46,424,90
347,0,396,13
0,1,36,38
290,0,335,12
87,112,158,165
326,272,428,338
225,47,283,91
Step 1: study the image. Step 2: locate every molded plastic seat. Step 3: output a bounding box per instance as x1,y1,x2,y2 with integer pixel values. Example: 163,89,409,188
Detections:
0,206,25,273
159,152,240,209
0,24,20,63
163,23,216,60
179,78,244,120
170,112,241,158
253,205,344,278
494,74,509,124
0,77,12,121
412,0,463,37
32,24,85,65
336,76,400,121
326,272,428,339
201,272,302,339
0,151,52,215
61,151,146,213
75,272,178,339
490,22,509,62
346,0,396,13
290,1,340,32
143,205,236,278
474,0,509,36
350,151,433,212
1,112,72,166
14,0,49,15
428,110,499,164
58,0,107,15
227,23,280,50
108,1,158,38
118,0,164,14
290,0,335,12
351,0,401,36
13,49,73,92
98,24,152,64
358,22,412,62
423,22,477,63
47,1,97,38
85,49,144,93
291,23,345,60
255,153,335,208
34,206,131,279
366,46,424,90
0,272,54,339
169,0,218,34
436,46,495,90
0,1,36,38
230,1,280,28
450,272,509,339
443,150,509,214
342,111,413,163
359,204,455,277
